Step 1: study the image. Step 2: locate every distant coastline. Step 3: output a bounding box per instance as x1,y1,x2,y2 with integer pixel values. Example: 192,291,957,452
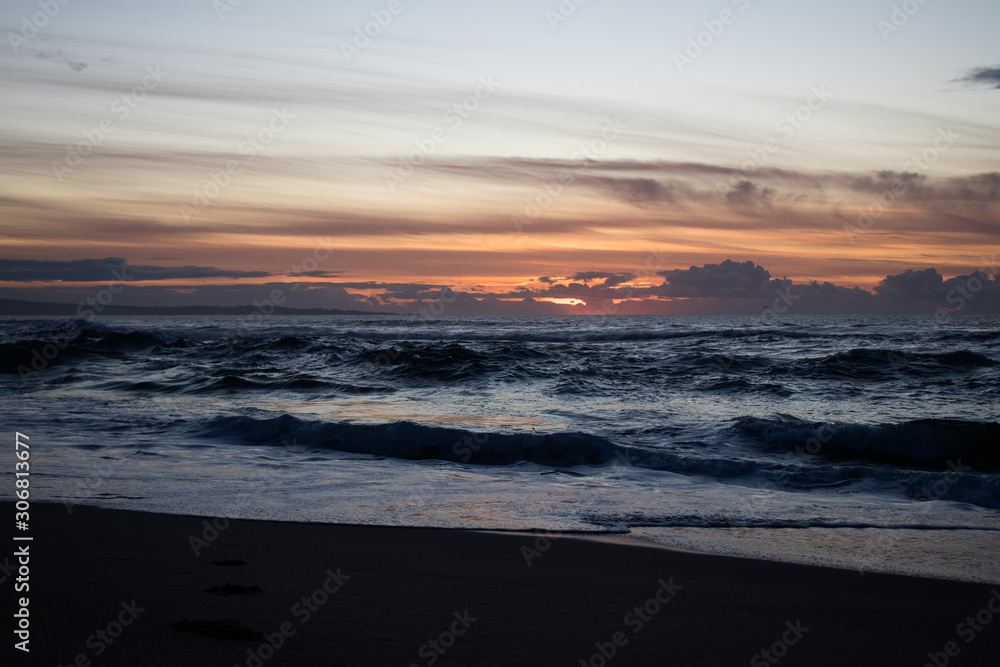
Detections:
0,299,388,317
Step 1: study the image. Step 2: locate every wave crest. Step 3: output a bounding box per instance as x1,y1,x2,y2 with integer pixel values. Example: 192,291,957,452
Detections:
195,415,624,467
732,415,1000,470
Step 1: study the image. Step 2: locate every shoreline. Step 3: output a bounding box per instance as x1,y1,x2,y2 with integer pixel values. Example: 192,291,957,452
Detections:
45,499,1000,584
12,502,1000,666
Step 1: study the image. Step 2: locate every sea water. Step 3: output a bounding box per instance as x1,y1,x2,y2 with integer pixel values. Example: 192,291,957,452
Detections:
3,314,998,582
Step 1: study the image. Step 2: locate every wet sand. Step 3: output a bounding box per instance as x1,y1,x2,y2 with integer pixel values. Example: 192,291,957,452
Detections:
13,502,1000,666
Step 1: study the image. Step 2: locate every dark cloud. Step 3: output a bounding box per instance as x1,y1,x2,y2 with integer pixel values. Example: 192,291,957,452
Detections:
127,264,270,281
942,272,1000,310
787,281,876,312
873,268,945,300
0,258,132,282
410,157,997,217
842,171,998,212
0,282,381,311
287,271,343,278
844,170,926,195
656,260,776,298
934,172,1000,204
568,271,636,287
336,282,439,292
582,177,679,205
725,181,776,207
0,258,269,282
869,267,1000,310
957,66,1000,89
362,284,445,301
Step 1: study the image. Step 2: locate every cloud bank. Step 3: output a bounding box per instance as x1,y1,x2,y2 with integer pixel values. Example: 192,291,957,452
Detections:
3,257,999,316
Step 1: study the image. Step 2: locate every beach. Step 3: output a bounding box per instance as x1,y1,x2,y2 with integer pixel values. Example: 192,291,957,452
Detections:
5,0,1000,663
16,502,1000,666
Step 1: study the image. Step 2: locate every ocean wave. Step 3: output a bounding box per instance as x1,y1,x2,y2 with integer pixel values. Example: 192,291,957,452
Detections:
191,415,774,482
0,325,182,373
748,461,1000,509
732,415,1000,470
696,377,793,396
328,327,892,344
902,472,1000,509
194,415,624,467
582,512,1000,530
80,329,177,350
348,341,555,382
97,375,392,395
183,412,1000,511
789,348,998,379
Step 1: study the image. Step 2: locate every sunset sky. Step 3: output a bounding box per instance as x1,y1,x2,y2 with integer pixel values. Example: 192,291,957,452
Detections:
1,0,998,313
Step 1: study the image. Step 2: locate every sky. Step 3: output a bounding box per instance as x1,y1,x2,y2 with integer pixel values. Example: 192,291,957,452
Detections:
1,0,998,314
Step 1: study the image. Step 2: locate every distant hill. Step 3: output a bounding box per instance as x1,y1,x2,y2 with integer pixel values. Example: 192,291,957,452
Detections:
0,299,389,317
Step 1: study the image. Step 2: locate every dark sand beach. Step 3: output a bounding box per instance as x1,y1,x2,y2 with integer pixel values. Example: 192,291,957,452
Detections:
13,502,1000,666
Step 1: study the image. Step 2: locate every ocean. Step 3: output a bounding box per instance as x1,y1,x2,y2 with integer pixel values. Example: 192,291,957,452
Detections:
3,314,999,582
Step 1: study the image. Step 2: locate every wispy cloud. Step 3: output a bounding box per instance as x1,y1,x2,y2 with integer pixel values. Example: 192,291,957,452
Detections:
33,49,87,72
0,258,269,282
